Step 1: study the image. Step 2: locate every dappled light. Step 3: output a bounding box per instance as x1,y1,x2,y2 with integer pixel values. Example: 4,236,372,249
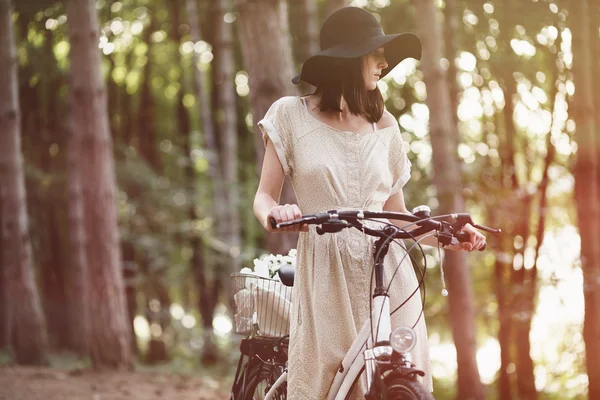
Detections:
1,0,599,399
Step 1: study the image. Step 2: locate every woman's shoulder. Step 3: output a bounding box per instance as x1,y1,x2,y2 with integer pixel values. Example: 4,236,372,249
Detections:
270,95,301,110
377,110,400,136
377,109,399,131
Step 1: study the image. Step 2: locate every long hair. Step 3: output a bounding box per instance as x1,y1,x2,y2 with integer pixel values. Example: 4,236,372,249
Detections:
312,57,384,123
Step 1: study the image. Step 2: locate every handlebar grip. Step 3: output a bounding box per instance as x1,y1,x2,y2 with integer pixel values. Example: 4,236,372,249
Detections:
456,232,486,251
269,216,278,230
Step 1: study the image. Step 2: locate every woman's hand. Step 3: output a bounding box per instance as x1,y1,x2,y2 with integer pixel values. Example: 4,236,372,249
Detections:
265,204,308,233
446,223,487,252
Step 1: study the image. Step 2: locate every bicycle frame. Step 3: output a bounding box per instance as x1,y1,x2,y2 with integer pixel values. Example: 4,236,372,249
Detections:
264,228,412,399
263,294,397,399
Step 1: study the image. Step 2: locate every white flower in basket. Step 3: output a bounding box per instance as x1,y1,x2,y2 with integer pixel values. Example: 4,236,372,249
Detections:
234,249,296,337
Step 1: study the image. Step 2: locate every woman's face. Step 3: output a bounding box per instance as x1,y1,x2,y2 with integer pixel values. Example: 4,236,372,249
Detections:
362,47,388,90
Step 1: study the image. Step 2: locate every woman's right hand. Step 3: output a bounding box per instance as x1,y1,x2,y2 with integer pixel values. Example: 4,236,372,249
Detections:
265,204,308,232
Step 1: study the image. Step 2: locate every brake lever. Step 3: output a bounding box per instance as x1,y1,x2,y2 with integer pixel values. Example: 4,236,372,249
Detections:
439,221,487,251
316,219,350,235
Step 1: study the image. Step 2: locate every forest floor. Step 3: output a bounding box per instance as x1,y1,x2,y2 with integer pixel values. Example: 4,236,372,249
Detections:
0,364,230,400
0,347,234,400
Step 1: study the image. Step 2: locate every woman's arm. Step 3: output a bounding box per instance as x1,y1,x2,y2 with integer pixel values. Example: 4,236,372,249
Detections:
253,138,306,232
383,190,485,251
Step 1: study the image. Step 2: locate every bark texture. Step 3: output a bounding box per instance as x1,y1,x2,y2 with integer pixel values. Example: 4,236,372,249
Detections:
236,0,299,255
0,0,49,365
185,0,222,364
413,1,484,398
571,1,600,399
66,0,132,368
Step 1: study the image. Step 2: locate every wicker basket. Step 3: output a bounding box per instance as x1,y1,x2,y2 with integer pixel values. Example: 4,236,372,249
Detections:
230,273,293,338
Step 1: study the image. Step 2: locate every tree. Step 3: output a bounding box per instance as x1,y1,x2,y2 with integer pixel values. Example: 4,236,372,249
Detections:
0,194,5,350
65,0,131,368
291,0,319,64
324,0,347,18
413,0,484,398
571,0,600,398
0,0,49,365
236,0,299,255
213,0,242,280
185,0,224,364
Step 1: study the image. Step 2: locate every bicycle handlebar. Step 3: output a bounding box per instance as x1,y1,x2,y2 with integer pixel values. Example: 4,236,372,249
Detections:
268,208,501,250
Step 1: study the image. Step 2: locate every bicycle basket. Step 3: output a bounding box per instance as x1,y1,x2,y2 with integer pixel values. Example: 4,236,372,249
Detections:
230,273,293,338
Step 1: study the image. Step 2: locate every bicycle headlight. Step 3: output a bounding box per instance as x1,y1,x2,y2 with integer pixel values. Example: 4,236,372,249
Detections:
390,326,417,353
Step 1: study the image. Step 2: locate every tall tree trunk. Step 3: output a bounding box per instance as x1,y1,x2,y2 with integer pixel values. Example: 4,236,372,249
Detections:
0,0,49,364
64,93,90,356
39,27,70,350
0,194,5,350
182,0,221,363
66,0,132,368
324,0,347,18
494,257,513,400
443,0,460,135
40,207,69,348
290,0,319,94
138,14,160,170
122,241,138,355
413,1,484,399
213,0,241,275
293,0,319,63
211,0,242,361
571,1,600,398
236,0,299,255
137,12,169,363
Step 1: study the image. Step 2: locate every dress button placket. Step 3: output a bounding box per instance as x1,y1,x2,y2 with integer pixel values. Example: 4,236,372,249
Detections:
349,133,361,249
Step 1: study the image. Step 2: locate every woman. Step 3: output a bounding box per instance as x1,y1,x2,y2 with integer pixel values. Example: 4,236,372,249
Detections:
253,7,486,398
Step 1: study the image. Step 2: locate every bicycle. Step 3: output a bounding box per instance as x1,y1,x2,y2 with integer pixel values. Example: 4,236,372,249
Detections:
230,205,500,399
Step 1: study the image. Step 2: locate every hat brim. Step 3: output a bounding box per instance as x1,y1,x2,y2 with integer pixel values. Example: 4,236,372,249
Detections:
292,33,422,86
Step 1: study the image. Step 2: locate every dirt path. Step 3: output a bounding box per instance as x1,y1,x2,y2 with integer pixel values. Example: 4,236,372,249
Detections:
0,365,230,400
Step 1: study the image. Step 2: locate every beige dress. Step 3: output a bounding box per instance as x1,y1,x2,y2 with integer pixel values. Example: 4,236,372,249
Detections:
258,96,432,399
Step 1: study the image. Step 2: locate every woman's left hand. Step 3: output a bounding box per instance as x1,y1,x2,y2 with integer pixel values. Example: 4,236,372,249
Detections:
446,223,487,252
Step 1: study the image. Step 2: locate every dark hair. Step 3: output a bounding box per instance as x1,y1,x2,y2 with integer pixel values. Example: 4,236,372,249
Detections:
312,57,384,123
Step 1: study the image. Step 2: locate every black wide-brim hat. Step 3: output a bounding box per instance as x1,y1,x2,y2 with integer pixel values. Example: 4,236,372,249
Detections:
292,7,422,86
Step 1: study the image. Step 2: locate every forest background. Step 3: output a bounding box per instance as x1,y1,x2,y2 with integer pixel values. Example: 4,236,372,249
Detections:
0,0,599,399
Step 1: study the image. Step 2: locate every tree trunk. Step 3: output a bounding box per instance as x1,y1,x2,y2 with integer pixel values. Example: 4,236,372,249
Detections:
324,0,347,18
138,14,160,170
121,241,138,355
571,1,600,399
0,0,49,364
289,0,319,94
64,96,90,356
213,0,241,274
236,0,299,255
136,11,171,363
66,0,132,368
40,207,69,349
144,278,171,364
413,1,484,399
443,0,460,136
184,0,223,364
0,196,6,351
0,194,5,350
494,257,513,400
293,0,319,63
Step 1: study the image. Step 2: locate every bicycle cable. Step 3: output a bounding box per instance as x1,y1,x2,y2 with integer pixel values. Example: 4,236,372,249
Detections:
364,218,433,344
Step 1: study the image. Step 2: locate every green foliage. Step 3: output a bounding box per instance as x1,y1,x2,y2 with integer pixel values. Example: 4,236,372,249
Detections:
13,0,597,394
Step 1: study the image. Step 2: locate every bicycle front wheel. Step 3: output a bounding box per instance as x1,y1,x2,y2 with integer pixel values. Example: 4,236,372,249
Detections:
237,361,287,400
384,375,434,400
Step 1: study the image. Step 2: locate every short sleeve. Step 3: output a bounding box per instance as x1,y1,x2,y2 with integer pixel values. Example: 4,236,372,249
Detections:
390,138,411,196
257,98,293,175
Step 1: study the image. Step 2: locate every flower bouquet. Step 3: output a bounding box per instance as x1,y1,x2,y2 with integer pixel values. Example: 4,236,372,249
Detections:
232,249,296,337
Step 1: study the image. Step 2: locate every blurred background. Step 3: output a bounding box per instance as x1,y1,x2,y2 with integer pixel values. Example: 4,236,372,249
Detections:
0,0,599,399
